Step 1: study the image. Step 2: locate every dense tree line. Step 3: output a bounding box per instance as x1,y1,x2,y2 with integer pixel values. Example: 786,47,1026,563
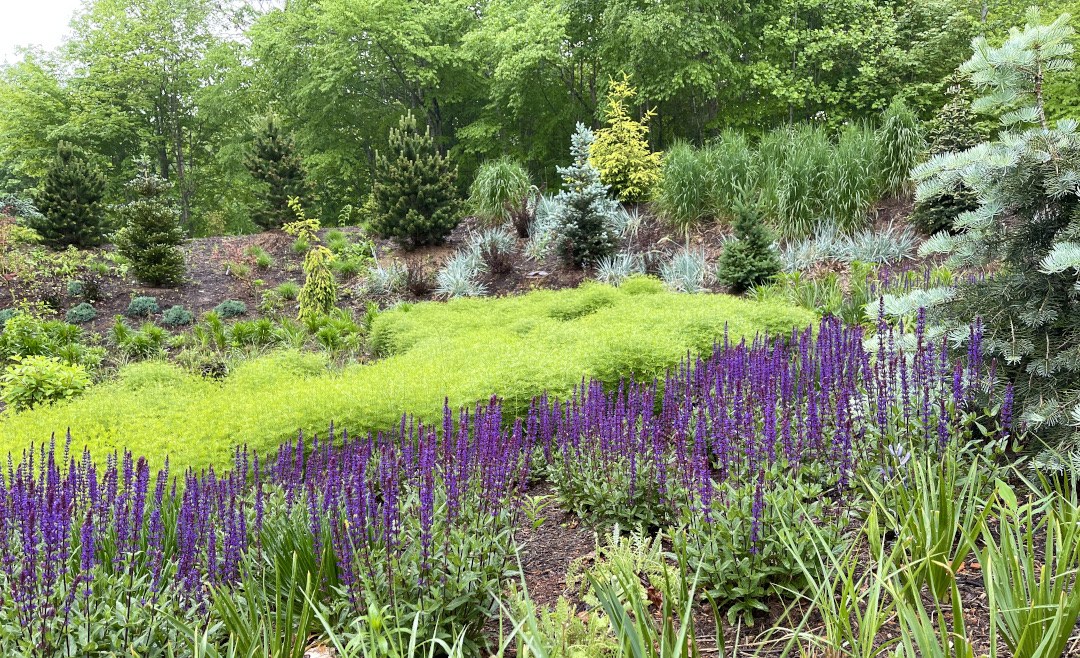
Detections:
1,0,1077,233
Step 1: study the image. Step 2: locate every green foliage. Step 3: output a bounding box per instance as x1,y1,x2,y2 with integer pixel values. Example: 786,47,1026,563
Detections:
678,471,851,626
911,80,988,235
29,141,107,247
65,302,96,324
589,76,662,203
469,157,531,225
0,286,812,474
660,249,712,294
161,305,194,327
275,280,301,300
974,479,1080,658
66,280,84,297
509,592,618,658
125,296,160,318
0,309,16,327
214,299,247,319
371,111,462,249
0,354,90,411
112,167,187,286
298,247,338,323
246,115,313,230
111,317,169,359
656,142,711,232
0,313,103,368
551,124,618,267
717,199,781,292
875,98,925,197
912,8,1080,461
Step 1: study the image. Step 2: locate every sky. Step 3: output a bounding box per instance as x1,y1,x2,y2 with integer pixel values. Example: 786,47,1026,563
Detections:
0,0,84,65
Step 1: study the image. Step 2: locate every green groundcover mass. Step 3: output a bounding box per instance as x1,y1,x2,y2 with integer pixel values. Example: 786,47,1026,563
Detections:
0,282,813,474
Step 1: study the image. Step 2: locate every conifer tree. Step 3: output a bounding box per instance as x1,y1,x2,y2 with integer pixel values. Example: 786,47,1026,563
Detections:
31,142,108,247
589,75,662,202
284,197,337,322
370,111,462,249
717,196,780,292
552,124,618,267
246,116,313,230
912,8,1080,466
113,164,187,286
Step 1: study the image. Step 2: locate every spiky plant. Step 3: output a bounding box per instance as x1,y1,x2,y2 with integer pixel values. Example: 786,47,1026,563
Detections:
656,142,711,233
718,198,781,292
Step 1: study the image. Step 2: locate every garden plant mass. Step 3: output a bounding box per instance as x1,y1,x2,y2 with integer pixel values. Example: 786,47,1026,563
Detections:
3,2,1080,656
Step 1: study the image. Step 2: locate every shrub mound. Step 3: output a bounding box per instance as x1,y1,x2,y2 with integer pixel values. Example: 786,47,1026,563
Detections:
0,284,812,473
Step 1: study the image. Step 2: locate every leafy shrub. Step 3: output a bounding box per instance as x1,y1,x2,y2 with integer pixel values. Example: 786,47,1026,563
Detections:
112,168,187,286
30,142,108,247
214,299,247,319
0,313,103,368
65,303,96,324
469,156,531,225
589,76,662,202
678,473,849,625
125,296,160,317
656,141,711,232
161,305,194,327
275,280,301,300
370,110,462,248
660,248,711,294
551,124,619,267
0,355,90,411
66,280,84,297
470,227,517,273
718,200,781,292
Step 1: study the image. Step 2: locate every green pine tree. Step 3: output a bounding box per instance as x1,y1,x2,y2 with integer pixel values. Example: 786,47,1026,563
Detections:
113,165,187,286
717,197,780,292
370,111,462,249
246,116,313,230
31,142,108,247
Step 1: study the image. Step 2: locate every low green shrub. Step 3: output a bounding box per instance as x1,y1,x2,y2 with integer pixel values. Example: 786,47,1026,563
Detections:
0,313,104,368
125,296,160,317
66,280,84,297
161,305,194,327
65,303,96,324
214,299,247,318
0,355,90,411
0,309,16,327
0,285,812,474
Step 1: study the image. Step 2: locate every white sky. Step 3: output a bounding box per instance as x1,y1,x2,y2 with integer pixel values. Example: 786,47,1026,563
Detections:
0,0,84,65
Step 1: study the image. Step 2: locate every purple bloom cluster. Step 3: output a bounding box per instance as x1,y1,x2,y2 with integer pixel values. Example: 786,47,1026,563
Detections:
0,315,998,652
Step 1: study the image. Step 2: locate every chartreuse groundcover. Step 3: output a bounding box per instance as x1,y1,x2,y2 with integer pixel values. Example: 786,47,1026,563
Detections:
0,281,813,474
